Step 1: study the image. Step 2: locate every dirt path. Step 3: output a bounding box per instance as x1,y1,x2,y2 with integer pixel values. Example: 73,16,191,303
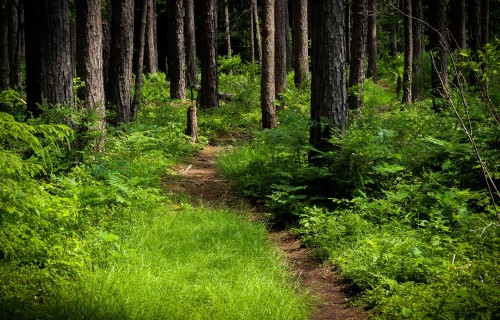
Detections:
162,145,368,320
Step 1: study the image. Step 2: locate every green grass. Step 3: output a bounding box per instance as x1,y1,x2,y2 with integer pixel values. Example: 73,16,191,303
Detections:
44,207,311,320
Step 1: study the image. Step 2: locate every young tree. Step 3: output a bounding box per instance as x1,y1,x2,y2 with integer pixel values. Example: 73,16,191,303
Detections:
108,0,134,123
428,0,448,111
198,0,219,109
348,0,368,111
168,0,186,99
132,0,149,119
401,0,412,103
251,0,262,62
8,0,24,89
76,0,106,144
144,0,158,74
184,0,197,87
223,0,232,56
367,0,377,81
310,0,348,154
250,0,255,63
275,0,288,100
261,0,278,129
25,0,74,116
292,0,308,87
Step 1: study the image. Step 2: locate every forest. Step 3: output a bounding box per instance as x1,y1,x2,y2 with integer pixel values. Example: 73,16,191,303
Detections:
0,0,499,319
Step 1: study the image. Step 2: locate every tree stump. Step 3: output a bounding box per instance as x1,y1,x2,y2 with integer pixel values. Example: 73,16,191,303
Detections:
186,100,198,142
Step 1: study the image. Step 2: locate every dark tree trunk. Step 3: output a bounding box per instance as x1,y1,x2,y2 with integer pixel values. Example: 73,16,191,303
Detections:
70,17,77,74
366,0,377,81
132,0,148,119
25,0,74,116
0,0,9,90
402,0,412,103
429,0,448,111
144,0,158,73
286,0,292,72
275,0,287,100
108,0,134,123
8,0,24,89
293,0,308,87
184,0,197,87
199,0,218,109
168,0,186,99
345,0,351,64
76,0,106,148
412,0,423,100
450,0,466,50
348,0,368,111
468,0,481,51
261,0,277,129
223,0,231,56
481,0,489,45
310,0,348,155
250,0,255,63
102,0,112,100
389,22,398,57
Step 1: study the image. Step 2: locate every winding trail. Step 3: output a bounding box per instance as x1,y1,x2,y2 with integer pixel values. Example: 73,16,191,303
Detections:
162,144,368,320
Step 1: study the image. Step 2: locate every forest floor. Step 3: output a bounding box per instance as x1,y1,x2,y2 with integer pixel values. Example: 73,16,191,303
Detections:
162,139,368,320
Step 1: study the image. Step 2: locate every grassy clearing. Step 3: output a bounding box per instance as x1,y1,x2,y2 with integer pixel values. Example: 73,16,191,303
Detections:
46,208,311,320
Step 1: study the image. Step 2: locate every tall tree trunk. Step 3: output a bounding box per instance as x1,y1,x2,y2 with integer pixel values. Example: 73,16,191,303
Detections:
8,0,23,89
345,0,351,65
199,0,218,109
70,17,77,74
285,0,292,72
168,0,186,99
102,0,112,101
250,0,255,63
252,0,262,62
310,0,348,155
429,0,448,111
402,0,412,103
481,0,489,45
0,0,10,90
261,0,277,129
348,0,368,111
223,0,231,56
468,0,481,51
184,0,197,87
411,0,423,100
108,0,134,123
389,22,398,57
25,0,74,116
366,0,377,81
275,0,287,100
293,0,308,87
132,0,148,119
450,0,466,50
76,0,106,148
144,0,158,73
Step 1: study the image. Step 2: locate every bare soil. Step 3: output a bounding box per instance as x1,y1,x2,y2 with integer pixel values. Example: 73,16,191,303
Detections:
162,145,368,320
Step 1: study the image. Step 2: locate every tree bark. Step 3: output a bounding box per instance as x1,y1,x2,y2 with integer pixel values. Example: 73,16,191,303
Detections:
168,0,186,99
132,0,148,120
102,0,112,101
450,0,466,50
108,0,134,123
366,0,377,81
429,0,448,111
275,0,288,100
293,0,308,87
199,0,219,109
144,0,158,73
310,0,348,155
250,0,255,63
223,0,231,56
8,0,24,89
411,0,422,100
25,0,74,116
348,0,368,111
184,0,197,87
0,0,9,90
345,0,351,65
261,0,278,129
468,0,481,51
402,0,412,104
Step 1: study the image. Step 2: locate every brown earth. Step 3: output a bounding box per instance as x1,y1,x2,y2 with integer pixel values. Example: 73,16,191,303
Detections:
162,144,368,320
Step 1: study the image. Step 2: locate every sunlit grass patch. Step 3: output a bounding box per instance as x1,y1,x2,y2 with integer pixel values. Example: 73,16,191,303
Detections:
46,208,311,320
